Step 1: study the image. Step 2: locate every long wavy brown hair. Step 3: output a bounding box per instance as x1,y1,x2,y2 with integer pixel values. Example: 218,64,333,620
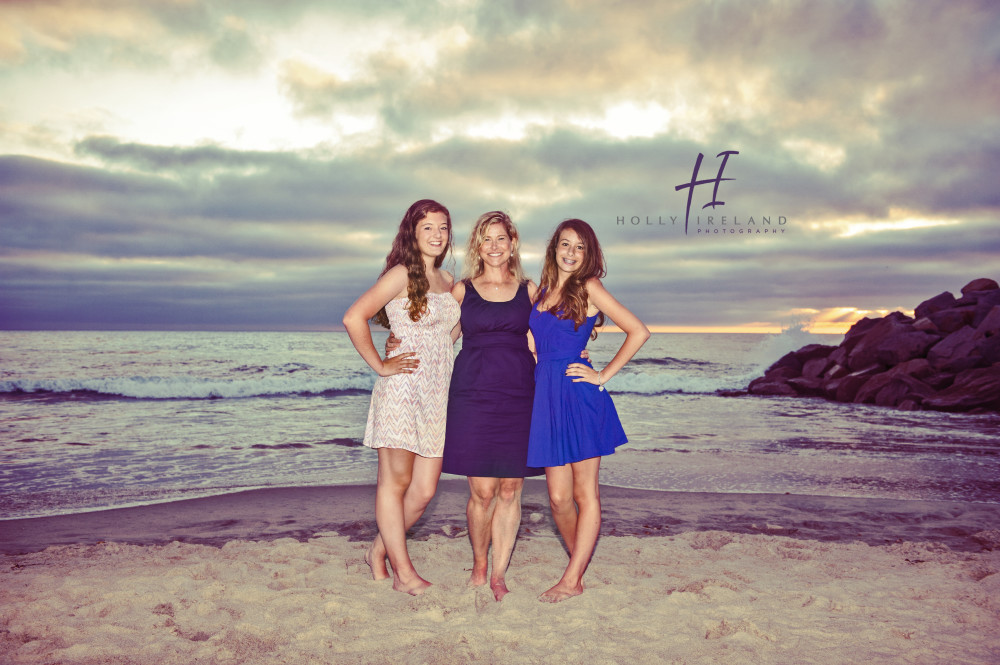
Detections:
372,199,453,328
535,218,606,338
462,211,527,283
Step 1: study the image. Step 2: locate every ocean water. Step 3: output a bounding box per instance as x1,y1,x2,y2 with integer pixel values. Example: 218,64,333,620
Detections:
2,330,999,519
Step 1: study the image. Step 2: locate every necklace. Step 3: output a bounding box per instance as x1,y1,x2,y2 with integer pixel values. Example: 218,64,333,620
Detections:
481,278,507,291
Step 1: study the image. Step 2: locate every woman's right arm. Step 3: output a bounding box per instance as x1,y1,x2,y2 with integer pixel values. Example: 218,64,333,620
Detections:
342,265,418,377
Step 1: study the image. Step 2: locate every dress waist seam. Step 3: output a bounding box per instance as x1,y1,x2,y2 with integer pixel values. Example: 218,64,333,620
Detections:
536,351,585,362
462,332,529,350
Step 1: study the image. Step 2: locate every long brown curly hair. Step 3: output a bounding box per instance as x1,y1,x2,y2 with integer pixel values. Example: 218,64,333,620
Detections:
372,199,452,328
534,218,606,339
462,211,527,283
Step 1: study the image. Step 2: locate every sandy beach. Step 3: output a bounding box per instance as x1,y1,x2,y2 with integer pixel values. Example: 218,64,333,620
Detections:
2,479,999,664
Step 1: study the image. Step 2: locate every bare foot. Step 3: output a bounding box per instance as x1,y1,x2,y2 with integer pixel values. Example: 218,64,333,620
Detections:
393,575,432,596
490,578,510,602
364,543,390,581
539,580,583,603
467,565,488,588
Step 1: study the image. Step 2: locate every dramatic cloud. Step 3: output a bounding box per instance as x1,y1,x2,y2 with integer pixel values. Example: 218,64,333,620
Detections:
1,0,998,331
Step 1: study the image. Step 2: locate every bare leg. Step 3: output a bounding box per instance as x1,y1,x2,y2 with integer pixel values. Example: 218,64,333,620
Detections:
367,454,442,580
489,477,524,601
545,464,579,556
466,477,500,587
373,448,441,595
364,538,391,580
541,457,602,603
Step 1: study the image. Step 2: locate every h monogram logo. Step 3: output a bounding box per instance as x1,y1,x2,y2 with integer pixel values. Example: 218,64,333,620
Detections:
675,151,739,235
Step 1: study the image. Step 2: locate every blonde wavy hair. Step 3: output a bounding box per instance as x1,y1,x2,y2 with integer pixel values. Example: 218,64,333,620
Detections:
462,211,527,283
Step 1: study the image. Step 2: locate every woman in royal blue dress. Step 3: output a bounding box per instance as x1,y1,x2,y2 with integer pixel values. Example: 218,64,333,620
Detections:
528,218,649,603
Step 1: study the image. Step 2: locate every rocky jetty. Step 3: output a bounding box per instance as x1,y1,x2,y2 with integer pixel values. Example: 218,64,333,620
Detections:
747,278,1000,413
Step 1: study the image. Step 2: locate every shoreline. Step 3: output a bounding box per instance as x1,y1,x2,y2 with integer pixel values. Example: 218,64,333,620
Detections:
7,476,1000,526
3,479,999,555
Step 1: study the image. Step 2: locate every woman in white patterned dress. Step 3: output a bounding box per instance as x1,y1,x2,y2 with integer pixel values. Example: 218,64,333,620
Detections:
343,199,461,595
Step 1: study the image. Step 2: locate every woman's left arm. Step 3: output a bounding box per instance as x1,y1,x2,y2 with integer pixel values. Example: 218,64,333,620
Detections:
567,278,650,387
449,278,465,344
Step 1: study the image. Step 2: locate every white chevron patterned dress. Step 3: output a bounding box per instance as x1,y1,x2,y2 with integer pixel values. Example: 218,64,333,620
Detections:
363,292,461,457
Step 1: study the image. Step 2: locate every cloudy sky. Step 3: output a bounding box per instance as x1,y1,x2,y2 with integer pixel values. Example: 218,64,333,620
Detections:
2,0,998,333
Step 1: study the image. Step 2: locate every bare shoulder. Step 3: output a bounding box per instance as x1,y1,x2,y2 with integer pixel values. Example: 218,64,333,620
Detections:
451,278,467,304
526,279,539,299
344,264,409,321
583,278,648,336
584,277,607,294
382,264,409,282
378,264,411,295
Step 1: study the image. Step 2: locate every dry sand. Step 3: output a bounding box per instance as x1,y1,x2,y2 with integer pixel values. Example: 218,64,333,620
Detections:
2,480,999,664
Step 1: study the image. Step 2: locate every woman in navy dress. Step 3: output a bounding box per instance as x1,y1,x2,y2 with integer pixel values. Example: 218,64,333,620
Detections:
527,218,649,603
442,211,543,601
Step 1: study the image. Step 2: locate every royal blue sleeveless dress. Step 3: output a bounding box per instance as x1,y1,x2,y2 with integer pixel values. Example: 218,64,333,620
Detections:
526,304,627,467
442,282,543,478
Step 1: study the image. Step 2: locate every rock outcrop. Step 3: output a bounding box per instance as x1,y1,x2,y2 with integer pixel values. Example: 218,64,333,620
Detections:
747,278,1000,413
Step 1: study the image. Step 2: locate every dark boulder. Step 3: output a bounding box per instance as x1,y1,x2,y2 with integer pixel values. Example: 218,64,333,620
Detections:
764,351,802,375
888,357,932,379
976,306,1000,339
845,312,912,370
856,373,933,408
975,334,1000,365
802,355,832,379
874,331,940,367
841,317,879,352
927,326,982,373
923,366,1000,412
972,292,1000,327
747,376,798,396
875,375,933,408
787,376,825,397
835,365,883,403
827,346,849,367
794,344,837,363
852,372,897,404
961,278,999,295
927,307,977,334
914,291,956,319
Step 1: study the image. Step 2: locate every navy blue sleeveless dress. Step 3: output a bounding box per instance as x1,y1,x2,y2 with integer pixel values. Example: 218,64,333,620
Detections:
442,282,543,478
526,304,627,467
